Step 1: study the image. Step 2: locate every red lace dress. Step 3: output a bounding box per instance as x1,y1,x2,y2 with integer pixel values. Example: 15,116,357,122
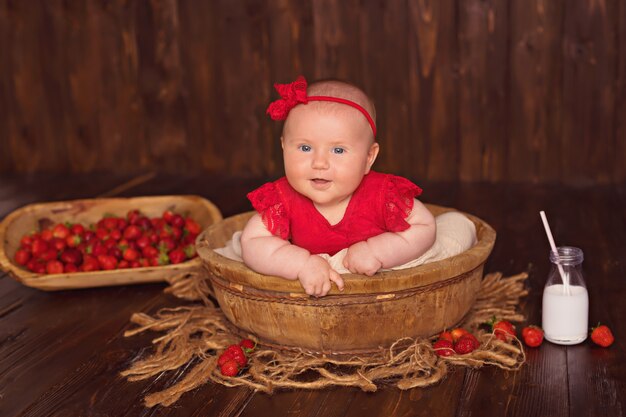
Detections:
247,171,423,256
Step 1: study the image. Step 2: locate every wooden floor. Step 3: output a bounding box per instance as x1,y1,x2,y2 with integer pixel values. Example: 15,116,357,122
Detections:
0,172,624,417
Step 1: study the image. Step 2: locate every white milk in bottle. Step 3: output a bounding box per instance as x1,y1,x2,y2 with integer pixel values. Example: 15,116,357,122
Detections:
542,247,588,345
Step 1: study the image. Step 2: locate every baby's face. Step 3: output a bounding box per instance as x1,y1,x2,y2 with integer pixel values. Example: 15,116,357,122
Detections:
281,103,379,209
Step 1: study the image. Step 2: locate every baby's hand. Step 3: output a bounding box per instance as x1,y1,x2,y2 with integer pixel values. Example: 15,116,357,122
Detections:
343,241,383,276
298,255,344,297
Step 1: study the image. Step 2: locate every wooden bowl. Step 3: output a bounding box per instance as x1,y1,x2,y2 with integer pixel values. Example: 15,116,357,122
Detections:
0,195,222,291
197,204,496,355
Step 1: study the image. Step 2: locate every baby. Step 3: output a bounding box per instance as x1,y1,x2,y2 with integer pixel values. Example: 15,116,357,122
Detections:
241,76,436,297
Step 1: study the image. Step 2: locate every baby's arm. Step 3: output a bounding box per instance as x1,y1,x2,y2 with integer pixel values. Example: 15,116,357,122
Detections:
240,214,344,297
343,199,436,276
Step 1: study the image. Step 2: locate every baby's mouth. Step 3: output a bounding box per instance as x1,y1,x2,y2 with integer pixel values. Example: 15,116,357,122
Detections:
311,178,330,184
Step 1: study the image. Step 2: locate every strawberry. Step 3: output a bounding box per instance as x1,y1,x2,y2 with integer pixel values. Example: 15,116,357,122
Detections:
92,241,108,256
96,227,109,240
171,214,185,229
217,352,234,366
52,224,70,239
240,339,256,352
151,217,165,229
170,226,183,241
109,229,122,241
30,260,47,274
590,324,614,347
142,245,159,258
14,249,31,265
102,217,119,231
39,249,58,262
123,247,140,262
97,254,118,270
438,330,454,343
488,317,516,342
116,218,128,230
118,260,130,269
123,225,142,240
64,263,78,273
521,325,544,347
225,345,247,367
158,237,176,252
454,334,480,354
81,255,100,272
66,234,82,248
162,210,175,224
433,339,455,357
20,234,34,248
465,333,480,348
104,239,118,250
83,230,96,242
45,260,64,275
108,247,122,260
60,249,82,265
230,350,247,367
137,217,151,231
159,225,173,239
136,235,151,249
219,360,240,377
450,328,469,342
185,217,201,235
127,209,141,225
31,238,49,257
182,233,197,246
40,229,54,242
70,223,85,236
168,249,186,264
51,237,67,252
149,232,159,244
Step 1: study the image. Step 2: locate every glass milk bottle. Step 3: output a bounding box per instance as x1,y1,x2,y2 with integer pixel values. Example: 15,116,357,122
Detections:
542,246,589,345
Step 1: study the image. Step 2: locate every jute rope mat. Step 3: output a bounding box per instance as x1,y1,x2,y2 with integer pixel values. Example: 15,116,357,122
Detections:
121,271,528,408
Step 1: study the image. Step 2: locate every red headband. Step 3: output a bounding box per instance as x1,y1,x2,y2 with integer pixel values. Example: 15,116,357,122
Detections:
266,76,377,137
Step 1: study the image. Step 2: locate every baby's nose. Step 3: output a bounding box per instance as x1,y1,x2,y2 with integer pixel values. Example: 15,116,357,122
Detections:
311,151,329,169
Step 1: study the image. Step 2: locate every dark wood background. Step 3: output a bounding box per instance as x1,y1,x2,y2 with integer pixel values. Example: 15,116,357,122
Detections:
1,0,625,184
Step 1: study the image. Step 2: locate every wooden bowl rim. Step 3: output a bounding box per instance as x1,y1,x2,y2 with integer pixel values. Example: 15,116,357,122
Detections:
197,204,496,295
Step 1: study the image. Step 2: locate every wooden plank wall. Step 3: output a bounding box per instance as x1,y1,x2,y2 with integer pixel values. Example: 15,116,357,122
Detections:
0,0,624,184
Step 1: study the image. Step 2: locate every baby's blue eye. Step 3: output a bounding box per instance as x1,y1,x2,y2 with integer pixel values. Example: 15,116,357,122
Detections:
332,147,345,154
299,145,311,152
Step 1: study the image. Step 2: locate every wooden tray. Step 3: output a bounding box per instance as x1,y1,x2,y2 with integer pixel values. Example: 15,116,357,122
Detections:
0,195,222,291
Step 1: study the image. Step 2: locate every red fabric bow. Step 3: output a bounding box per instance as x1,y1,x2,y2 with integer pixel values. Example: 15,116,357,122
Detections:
266,76,309,120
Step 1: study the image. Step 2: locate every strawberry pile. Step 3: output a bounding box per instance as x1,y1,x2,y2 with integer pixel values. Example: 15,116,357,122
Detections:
433,327,480,356
433,318,616,357
217,339,256,376
488,317,544,348
13,209,202,274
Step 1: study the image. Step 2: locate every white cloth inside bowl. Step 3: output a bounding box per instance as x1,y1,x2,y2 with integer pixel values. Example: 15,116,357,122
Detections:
214,211,477,273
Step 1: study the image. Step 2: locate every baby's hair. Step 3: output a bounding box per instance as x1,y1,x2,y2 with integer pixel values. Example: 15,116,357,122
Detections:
307,80,377,125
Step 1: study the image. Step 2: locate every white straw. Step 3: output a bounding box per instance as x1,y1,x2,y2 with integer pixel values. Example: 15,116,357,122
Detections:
540,211,570,294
